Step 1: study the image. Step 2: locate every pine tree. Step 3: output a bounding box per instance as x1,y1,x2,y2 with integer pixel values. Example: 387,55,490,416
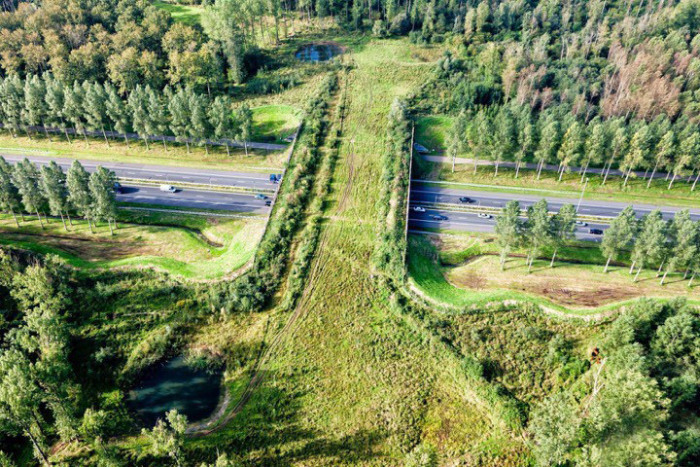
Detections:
89,167,118,235
104,83,131,147
39,161,70,230
0,156,22,226
83,81,111,146
494,200,522,270
12,158,47,227
128,85,151,150
66,160,94,232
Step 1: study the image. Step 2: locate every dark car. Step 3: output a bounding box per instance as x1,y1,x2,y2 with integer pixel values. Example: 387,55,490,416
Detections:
459,196,473,203
113,182,123,194
432,215,448,221
589,228,604,235
265,200,272,206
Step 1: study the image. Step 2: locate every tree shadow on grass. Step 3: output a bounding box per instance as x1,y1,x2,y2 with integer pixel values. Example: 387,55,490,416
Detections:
187,373,385,466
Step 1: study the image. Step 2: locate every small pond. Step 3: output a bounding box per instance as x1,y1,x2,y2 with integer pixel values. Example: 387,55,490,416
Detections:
127,356,222,427
295,43,343,62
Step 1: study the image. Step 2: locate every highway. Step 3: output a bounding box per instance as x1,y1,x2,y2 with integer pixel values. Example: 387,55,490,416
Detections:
1,154,279,192
409,182,700,239
116,186,271,213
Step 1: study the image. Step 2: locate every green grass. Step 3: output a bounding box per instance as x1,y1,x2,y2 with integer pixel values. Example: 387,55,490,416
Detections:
415,115,453,151
0,212,264,279
251,104,302,144
152,0,202,26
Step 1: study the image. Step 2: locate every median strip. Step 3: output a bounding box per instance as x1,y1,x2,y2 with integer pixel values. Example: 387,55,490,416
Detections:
118,177,277,195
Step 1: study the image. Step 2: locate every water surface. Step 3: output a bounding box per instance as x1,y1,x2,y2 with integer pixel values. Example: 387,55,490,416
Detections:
295,43,342,62
127,356,222,427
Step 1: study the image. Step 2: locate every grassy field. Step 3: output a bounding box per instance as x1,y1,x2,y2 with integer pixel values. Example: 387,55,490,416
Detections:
0,134,287,171
152,0,203,26
251,104,302,144
415,115,453,151
408,233,700,314
0,211,264,279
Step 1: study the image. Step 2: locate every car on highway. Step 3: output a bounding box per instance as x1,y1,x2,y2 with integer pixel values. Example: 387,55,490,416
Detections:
159,184,177,193
477,213,492,219
113,182,123,194
459,197,474,203
432,214,448,221
265,200,272,206
412,206,426,212
589,228,604,235
255,193,267,200
575,220,588,226
269,174,278,183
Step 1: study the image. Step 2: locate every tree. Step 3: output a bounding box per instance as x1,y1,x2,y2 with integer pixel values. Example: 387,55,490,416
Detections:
447,111,467,173
44,74,71,143
83,81,110,146
515,111,536,178
662,211,698,285
189,91,211,155
494,200,521,270
0,156,21,226
88,167,117,235
631,210,667,282
550,203,577,267
235,103,253,157
169,87,192,153
601,206,637,273
669,132,699,190
23,75,49,140
142,409,187,467
582,120,607,183
127,85,151,150
622,125,651,187
208,95,234,156
525,199,552,273
104,83,131,147
0,74,24,137
648,131,675,189
603,124,628,185
534,117,560,180
528,392,580,466
40,161,70,230
66,160,94,232
12,158,47,228
199,453,242,467
557,122,584,181
146,86,169,150
0,348,50,466
64,81,89,143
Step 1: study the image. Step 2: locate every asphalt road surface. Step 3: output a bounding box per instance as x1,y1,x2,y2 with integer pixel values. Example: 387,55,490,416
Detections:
1,154,280,192
117,185,271,213
409,182,700,239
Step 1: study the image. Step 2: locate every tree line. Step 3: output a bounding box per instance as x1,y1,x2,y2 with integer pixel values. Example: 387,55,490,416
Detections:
444,103,700,190
0,157,119,234
0,74,254,155
495,199,700,284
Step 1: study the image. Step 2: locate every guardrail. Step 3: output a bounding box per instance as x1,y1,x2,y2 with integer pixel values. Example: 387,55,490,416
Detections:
117,177,277,195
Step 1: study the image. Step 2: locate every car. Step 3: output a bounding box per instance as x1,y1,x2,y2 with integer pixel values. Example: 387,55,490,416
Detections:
575,220,588,226
459,196,474,203
477,213,492,219
113,182,123,194
412,206,426,212
159,184,177,193
589,228,604,235
269,174,278,183
265,200,272,206
432,214,448,221
255,193,267,200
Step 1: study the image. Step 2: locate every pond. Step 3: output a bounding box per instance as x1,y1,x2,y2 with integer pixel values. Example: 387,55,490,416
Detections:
295,43,343,62
127,356,222,427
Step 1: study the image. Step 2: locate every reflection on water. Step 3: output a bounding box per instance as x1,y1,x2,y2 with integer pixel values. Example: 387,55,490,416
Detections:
127,356,222,427
295,43,342,62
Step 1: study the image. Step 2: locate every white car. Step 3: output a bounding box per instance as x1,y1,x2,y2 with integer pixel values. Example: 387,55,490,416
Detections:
477,213,493,219
412,206,426,212
575,220,588,226
159,184,177,193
